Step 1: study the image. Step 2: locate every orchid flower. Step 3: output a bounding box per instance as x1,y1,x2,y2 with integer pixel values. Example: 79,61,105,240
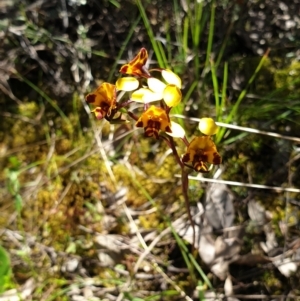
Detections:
182,136,222,172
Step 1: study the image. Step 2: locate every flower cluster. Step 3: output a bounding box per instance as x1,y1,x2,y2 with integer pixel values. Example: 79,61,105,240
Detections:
85,48,221,173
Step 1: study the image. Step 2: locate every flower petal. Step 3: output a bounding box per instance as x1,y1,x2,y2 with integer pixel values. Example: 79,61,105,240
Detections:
85,83,115,106
182,136,221,172
131,88,162,103
166,121,185,138
135,106,171,139
199,118,219,135
91,107,105,120
188,136,221,164
143,89,163,103
147,77,166,95
119,48,149,77
131,88,147,102
99,82,116,101
116,77,139,91
162,69,182,88
163,84,182,107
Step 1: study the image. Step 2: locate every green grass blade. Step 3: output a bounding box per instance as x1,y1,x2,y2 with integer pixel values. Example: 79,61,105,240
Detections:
215,61,228,142
220,61,228,119
193,0,203,47
15,71,73,137
157,41,169,68
0,245,11,293
184,80,198,105
217,49,270,143
210,58,220,117
193,1,203,78
183,16,189,57
228,48,271,121
135,0,166,68
170,223,195,278
108,0,120,8
215,22,233,69
172,0,184,59
188,253,213,290
204,1,215,70
107,14,142,82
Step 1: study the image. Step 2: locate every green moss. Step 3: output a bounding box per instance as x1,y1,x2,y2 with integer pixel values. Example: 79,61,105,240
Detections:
262,270,282,293
274,61,300,92
139,212,160,229
18,101,40,118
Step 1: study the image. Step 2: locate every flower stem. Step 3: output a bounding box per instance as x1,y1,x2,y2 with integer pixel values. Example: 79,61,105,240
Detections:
165,136,196,250
181,168,196,251
127,110,139,121
118,100,134,109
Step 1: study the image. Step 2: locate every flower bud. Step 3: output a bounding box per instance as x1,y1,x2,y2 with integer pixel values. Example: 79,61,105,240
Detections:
199,118,219,135
163,85,182,107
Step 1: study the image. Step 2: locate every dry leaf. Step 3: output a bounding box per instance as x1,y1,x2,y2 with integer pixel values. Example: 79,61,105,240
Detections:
260,223,278,254
215,236,241,259
176,203,204,248
199,232,215,265
248,200,267,226
273,257,297,277
94,234,128,267
210,257,229,280
224,276,233,296
205,183,234,229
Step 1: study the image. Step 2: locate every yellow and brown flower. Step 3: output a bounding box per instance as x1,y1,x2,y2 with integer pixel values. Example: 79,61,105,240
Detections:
135,105,172,139
85,83,116,120
119,48,150,77
182,136,222,172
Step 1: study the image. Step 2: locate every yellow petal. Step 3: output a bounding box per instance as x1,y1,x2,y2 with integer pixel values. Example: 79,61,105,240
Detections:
162,69,182,88
131,88,147,102
166,121,185,138
131,88,161,103
85,82,116,107
199,118,219,135
116,77,139,91
189,136,209,150
98,82,116,101
163,85,182,107
147,77,166,95
143,89,162,103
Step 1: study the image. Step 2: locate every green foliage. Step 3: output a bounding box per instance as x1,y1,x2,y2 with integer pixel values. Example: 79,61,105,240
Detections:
5,156,23,212
0,245,11,293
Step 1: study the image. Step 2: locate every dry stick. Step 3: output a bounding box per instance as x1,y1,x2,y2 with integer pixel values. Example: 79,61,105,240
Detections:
0,112,39,125
229,295,296,300
82,100,118,188
122,203,193,301
173,114,300,143
283,154,294,254
133,226,171,274
176,175,300,193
